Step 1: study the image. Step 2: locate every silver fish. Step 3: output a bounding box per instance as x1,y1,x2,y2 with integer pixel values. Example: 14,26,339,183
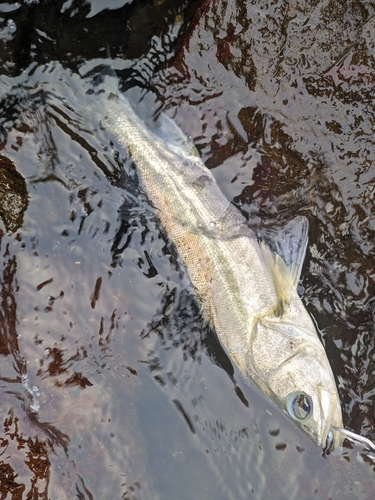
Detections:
104,93,343,448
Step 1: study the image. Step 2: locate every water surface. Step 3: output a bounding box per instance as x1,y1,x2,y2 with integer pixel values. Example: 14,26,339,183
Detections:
0,1,375,498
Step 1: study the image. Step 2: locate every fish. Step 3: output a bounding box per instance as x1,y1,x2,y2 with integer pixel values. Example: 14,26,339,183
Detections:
103,92,343,449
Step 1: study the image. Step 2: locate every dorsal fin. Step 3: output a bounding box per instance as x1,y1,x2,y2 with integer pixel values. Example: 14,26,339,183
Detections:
156,112,200,160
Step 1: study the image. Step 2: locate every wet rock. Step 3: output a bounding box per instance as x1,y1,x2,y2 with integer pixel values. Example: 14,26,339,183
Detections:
0,155,28,233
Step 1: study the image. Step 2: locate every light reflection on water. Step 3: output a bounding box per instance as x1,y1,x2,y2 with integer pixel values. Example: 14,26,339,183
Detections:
0,0,374,498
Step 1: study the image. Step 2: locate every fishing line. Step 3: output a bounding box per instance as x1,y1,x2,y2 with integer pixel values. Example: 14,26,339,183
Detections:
331,426,375,454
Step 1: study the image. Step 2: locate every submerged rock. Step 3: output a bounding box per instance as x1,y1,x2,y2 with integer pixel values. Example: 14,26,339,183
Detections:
0,155,28,233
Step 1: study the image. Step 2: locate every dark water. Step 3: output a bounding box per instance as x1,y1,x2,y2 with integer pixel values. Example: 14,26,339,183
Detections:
0,0,375,498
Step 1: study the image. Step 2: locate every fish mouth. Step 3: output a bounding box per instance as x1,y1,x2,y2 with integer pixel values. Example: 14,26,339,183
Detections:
308,388,344,449
325,428,344,453
322,401,344,451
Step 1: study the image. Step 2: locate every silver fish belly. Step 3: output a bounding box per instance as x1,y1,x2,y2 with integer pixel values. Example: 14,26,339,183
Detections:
104,94,343,448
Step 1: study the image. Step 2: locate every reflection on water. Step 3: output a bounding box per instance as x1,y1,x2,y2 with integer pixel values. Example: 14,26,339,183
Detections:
0,0,374,498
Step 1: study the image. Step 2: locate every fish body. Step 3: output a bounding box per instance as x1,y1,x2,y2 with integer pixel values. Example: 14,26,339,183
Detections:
104,93,343,448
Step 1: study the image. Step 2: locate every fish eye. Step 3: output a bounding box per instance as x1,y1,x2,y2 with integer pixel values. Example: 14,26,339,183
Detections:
288,393,312,421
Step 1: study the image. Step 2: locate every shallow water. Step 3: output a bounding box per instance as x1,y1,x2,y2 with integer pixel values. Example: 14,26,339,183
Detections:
0,0,375,498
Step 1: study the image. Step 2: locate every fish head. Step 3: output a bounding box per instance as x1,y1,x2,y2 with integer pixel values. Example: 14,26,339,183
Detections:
247,313,343,449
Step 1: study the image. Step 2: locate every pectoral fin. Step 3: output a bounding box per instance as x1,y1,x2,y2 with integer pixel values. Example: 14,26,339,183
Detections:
260,216,309,316
261,243,293,317
272,216,309,287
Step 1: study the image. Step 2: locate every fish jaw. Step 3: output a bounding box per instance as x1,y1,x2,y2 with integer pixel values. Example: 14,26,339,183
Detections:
325,398,345,451
301,387,343,448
